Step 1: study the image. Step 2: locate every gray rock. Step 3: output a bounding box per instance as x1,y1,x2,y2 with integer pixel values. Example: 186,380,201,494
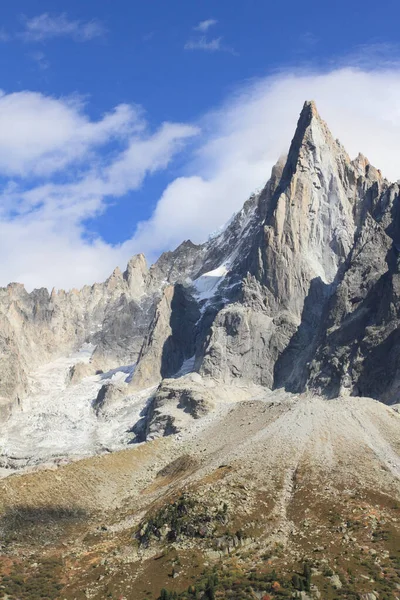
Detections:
136,374,214,441
308,212,400,402
67,361,96,385
0,255,151,411
92,382,127,415
196,101,387,394
130,284,200,390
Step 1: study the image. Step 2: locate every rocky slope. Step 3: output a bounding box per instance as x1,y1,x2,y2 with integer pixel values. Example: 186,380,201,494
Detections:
0,385,399,599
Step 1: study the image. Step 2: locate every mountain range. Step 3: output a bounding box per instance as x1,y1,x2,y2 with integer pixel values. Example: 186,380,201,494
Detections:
0,102,399,600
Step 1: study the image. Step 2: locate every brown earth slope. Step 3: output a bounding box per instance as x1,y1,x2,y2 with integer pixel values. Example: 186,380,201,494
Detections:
0,389,399,600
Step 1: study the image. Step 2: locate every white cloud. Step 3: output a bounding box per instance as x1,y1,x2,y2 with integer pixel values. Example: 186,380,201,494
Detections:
0,217,121,292
30,51,50,70
0,92,140,176
184,36,223,52
0,92,198,290
20,13,105,42
121,68,400,264
194,19,218,32
185,18,234,53
4,67,400,291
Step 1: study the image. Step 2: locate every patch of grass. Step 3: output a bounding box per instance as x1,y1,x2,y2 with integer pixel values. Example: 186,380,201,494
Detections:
0,558,64,600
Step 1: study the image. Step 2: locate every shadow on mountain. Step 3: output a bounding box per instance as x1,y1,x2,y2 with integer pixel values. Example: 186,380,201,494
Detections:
322,251,400,403
357,327,400,402
160,284,200,379
128,394,155,444
276,244,400,403
0,504,88,544
273,276,330,394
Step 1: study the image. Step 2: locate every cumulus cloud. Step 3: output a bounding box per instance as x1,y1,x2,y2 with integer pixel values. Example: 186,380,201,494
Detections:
20,13,105,42
0,92,198,290
194,19,218,32
4,67,400,291
0,91,141,177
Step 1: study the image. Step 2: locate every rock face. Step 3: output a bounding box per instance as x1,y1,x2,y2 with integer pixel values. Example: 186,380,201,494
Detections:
0,256,150,412
2,100,400,466
134,373,215,441
134,373,262,442
139,101,400,404
130,284,200,390
192,101,393,397
308,214,400,401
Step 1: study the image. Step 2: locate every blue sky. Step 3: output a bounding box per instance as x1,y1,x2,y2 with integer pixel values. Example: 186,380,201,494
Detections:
2,0,400,289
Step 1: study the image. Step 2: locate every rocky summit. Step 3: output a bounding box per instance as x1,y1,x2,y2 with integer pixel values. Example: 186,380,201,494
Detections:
0,102,399,600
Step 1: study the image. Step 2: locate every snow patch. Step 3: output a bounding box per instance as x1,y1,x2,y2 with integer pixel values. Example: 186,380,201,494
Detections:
174,355,196,378
192,263,229,301
100,363,136,383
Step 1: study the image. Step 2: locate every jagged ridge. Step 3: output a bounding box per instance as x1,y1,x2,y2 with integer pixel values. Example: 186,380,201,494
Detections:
1,100,400,470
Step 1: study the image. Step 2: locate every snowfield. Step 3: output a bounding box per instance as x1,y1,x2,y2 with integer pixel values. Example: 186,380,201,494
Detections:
0,345,154,474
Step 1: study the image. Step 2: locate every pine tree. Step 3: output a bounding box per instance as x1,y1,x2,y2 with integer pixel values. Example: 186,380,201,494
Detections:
292,573,301,589
303,562,311,592
205,575,216,600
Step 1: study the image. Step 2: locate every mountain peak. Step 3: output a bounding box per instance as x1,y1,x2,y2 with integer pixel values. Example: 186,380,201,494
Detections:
123,253,148,296
294,99,323,140
300,97,317,121
281,100,351,185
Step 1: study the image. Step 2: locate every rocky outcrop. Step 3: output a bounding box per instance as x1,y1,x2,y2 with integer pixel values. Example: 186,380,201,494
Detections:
92,381,128,415
200,300,282,387
123,254,148,297
135,374,215,441
308,214,400,401
130,284,200,389
0,254,154,413
67,361,97,385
